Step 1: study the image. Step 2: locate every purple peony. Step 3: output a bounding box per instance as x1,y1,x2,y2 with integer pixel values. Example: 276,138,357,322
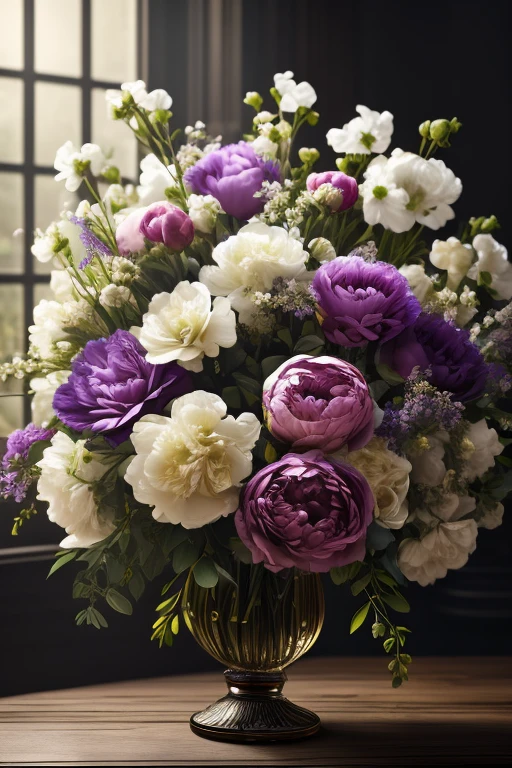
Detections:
184,141,280,220
379,313,489,403
263,354,374,452
140,202,195,251
53,330,192,445
235,450,374,573
311,256,421,347
306,171,359,211
1,423,55,502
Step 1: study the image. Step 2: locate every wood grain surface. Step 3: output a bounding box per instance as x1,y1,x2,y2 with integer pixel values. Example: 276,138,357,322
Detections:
1,656,511,766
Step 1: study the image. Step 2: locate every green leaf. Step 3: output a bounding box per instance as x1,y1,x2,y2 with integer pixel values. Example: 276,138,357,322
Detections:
160,524,189,556
477,270,492,287
261,355,288,381
90,607,108,628
214,562,238,586
47,550,77,578
232,373,261,396
293,335,325,354
193,556,219,588
172,537,203,573
375,361,405,386
331,561,362,585
382,592,411,613
222,386,241,410
27,439,52,465
230,537,253,565
171,614,180,635
351,571,372,596
105,588,133,615
277,328,293,349
128,569,145,601
383,637,396,652
392,675,403,688
350,602,370,634
366,522,395,551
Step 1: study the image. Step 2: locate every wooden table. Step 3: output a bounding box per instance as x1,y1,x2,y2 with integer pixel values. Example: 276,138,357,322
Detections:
1,657,511,766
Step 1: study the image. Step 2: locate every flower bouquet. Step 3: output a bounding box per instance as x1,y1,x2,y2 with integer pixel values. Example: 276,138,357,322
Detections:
2,70,511,742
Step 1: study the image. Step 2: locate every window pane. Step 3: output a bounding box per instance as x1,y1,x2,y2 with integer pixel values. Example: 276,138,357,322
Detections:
35,82,81,166
0,380,24,436
0,173,24,274
34,282,53,305
35,0,81,77
34,175,77,274
91,0,136,82
0,0,23,70
0,77,23,163
92,88,138,180
0,284,24,359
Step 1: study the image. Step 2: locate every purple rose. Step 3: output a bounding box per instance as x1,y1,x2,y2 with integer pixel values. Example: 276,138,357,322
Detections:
0,423,55,502
311,256,421,347
263,354,374,452
184,141,280,220
380,313,489,402
115,207,147,255
235,450,374,573
306,171,358,211
140,202,195,251
53,330,192,445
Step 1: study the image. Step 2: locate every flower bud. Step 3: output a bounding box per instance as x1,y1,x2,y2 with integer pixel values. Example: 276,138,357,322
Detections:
244,91,263,111
449,117,462,134
419,120,431,138
306,110,320,126
101,165,121,184
298,147,320,164
481,215,499,233
429,119,451,142
308,237,336,263
140,202,195,251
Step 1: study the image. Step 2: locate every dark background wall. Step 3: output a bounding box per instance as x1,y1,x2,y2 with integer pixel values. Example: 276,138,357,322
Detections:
1,0,511,697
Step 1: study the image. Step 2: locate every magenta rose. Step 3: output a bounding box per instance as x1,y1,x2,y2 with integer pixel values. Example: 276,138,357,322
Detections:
235,450,374,573
139,201,195,251
263,355,374,452
306,171,358,212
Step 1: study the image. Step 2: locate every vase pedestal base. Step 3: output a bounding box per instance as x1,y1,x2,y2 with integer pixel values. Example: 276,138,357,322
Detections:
189,670,320,743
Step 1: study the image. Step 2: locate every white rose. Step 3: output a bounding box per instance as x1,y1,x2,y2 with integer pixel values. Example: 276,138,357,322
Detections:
398,518,478,586
429,237,473,290
125,392,261,528
409,431,449,486
343,437,412,530
399,263,433,304
31,370,71,426
327,105,394,155
37,432,116,548
187,193,222,234
99,284,133,309
478,502,504,530
132,281,236,372
468,234,512,300
199,222,309,324
463,419,504,481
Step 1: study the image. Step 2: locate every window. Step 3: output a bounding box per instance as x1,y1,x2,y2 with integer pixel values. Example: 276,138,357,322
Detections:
0,0,144,434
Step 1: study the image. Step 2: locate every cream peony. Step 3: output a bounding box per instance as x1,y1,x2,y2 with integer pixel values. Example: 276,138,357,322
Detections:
342,437,412,529
398,518,478,586
429,237,473,290
327,105,394,155
399,263,433,304
199,222,309,324
125,392,261,528
409,431,449,486
468,234,512,300
31,370,71,426
463,419,504,482
132,281,237,372
37,432,116,548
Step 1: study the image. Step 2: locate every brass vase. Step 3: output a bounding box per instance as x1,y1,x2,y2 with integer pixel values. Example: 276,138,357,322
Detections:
182,562,325,742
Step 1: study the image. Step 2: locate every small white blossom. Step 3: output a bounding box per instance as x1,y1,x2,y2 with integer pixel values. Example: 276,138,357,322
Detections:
137,153,178,204
99,284,133,309
31,222,60,263
462,420,504,482
478,503,504,530
254,111,275,124
54,141,107,192
327,105,394,155
187,194,222,234
106,80,172,112
252,135,279,159
429,237,473,290
468,234,512,300
31,370,71,426
274,71,317,113
399,263,433,304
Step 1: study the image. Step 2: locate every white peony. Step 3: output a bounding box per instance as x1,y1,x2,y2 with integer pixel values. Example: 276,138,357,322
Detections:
409,431,449,486
463,419,504,482
478,502,504,530
361,150,462,233
187,193,222,234
327,105,394,155
468,234,512,300
132,281,237,372
199,222,309,324
125,392,261,528
274,71,317,113
31,370,71,426
429,237,474,290
398,518,478,586
137,153,178,204
399,263,433,304
342,437,412,530
37,432,116,548
54,141,107,192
